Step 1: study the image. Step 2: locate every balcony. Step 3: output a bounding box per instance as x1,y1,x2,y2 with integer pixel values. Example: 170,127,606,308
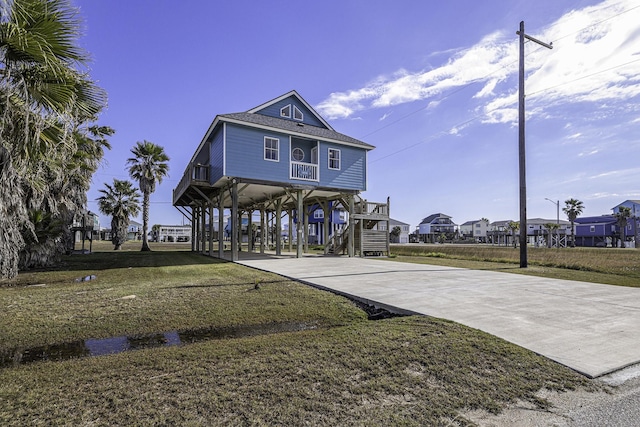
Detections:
290,161,318,181
173,164,211,205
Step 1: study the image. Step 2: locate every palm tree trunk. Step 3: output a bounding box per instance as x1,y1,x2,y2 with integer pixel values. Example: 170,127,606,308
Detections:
141,191,151,251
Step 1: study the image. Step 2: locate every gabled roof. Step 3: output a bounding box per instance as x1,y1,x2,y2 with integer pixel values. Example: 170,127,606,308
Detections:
218,112,373,149
419,213,452,225
247,90,334,131
575,215,617,225
187,91,374,166
389,218,409,226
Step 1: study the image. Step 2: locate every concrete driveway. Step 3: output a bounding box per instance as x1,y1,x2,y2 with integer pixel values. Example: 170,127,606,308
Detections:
237,255,640,379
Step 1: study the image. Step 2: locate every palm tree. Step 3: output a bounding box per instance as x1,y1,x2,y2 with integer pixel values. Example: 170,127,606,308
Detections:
127,141,170,251
543,223,559,248
97,179,141,250
507,221,519,248
0,0,108,278
563,198,584,247
614,206,632,248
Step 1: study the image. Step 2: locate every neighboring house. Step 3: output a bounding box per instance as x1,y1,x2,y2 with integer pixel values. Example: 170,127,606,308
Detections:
488,220,515,246
376,218,410,243
459,219,490,242
127,220,142,241
157,225,192,243
418,213,455,243
525,218,571,247
306,201,348,245
611,200,640,247
574,216,618,247
612,200,640,216
173,90,388,259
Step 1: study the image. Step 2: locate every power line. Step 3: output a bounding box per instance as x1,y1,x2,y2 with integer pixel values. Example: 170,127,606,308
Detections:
365,5,640,164
356,2,639,143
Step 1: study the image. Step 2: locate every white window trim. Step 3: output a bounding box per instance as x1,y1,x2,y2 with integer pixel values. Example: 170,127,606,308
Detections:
293,105,303,121
264,137,279,162
280,104,291,118
292,147,304,162
328,148,341,170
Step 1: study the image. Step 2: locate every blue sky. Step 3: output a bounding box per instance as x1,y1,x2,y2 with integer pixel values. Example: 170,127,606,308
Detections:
76,0,640,230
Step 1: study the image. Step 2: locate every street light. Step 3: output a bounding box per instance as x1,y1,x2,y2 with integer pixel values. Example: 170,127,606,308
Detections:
545,198,560,248
517,21,553,268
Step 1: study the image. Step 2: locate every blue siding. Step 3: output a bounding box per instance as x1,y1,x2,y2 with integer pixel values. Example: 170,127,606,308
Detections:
255,95,325,128
320,143,366,190
223,123,367,191
225,124,291,182
210,127,224,183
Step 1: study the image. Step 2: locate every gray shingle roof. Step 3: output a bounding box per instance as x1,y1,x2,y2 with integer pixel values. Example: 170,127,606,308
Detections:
219,112,374,150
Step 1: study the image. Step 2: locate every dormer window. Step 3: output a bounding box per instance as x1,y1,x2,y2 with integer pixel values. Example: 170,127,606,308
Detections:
280,105,291,118
280,104,304,121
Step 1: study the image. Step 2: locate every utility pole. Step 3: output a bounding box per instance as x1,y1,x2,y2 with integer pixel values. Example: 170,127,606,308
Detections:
517,21,553,268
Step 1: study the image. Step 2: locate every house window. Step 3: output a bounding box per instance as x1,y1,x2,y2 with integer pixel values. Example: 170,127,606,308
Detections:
313,210,324,219
292,147,304,162
264,137,279,161
280,105,291,118
590,226,595,233
328,148,341,170
293,105,303,121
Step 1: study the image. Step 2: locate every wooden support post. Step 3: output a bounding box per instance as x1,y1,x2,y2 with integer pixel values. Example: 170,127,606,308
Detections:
323,200,330,255
248,209,253,252
190,207,196,252
237,209,243,253
231,180,238,261
208,203,214,257
348,195,355,257
296,190,303,258
288,209,293,253
201,203,206,254
275,199,282,256
303,202,309,254
218,193,224,258
260,208,265,254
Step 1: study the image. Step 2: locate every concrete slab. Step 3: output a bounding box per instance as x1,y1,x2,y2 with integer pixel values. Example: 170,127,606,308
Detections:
237,256,640,378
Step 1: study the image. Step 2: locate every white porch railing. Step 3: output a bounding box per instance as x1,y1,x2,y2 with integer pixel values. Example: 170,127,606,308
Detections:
290,161,318,181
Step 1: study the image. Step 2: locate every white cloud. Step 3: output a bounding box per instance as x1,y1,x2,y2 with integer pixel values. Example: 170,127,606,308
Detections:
316,0,640,124
379,112,392,121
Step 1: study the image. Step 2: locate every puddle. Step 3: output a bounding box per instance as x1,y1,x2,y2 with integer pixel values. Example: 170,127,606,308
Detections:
0,322,315,368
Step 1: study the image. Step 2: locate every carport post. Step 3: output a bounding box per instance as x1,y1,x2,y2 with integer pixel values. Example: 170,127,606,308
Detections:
218,193,224,258
348,195,355,257
296,190,303,258
231,179,238,261
275,199,282,256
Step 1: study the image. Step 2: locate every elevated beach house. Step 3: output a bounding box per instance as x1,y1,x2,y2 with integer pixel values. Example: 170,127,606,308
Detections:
173,90,390,260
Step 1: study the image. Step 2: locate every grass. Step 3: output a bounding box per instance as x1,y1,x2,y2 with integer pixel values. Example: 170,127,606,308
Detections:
0,242,599,425
390,244,640,287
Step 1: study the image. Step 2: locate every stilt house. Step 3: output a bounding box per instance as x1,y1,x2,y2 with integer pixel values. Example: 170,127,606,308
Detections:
173,90,390,260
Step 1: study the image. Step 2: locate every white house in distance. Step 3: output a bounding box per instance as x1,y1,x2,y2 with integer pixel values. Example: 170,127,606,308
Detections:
459,219,490,242
376,218,410,243
157,225,192,242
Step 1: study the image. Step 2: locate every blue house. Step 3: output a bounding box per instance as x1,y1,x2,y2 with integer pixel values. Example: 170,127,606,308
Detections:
574,216,618,247
173,90,389,259
418,213,456,243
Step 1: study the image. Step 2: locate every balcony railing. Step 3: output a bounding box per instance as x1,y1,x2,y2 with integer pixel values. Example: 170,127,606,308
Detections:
173,164,211,204
290,161,318,181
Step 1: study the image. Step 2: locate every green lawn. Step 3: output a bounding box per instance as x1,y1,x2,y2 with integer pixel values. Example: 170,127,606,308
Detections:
0,244,598,426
